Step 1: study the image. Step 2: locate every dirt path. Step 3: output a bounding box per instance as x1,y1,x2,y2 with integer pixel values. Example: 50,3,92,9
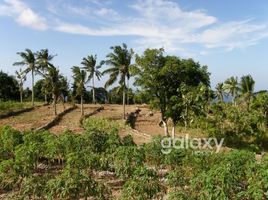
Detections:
0,104,70,131
48,104,100,134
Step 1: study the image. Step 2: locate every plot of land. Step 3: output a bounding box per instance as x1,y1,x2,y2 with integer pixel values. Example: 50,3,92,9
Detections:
48,104,100,134
0,104,71,131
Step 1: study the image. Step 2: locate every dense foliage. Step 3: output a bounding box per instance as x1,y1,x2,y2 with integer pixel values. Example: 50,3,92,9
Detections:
0,71,20,101
0,117,267,199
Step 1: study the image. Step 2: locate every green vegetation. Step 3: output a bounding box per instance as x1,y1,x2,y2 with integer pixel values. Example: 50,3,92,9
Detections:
0,121,267,199
1,45,268,199
0,101,33,115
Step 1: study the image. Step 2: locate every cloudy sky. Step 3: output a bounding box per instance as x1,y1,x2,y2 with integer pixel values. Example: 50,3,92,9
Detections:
1,0,268,90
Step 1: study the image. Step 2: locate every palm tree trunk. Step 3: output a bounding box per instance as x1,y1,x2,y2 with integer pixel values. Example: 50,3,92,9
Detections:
127,78,129,105
53,94,57,115
31,69,35,106
81,95,84,116
92,76,96,104
123,78,126,119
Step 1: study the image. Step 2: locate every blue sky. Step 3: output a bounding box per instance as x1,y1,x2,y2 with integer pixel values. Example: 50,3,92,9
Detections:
0,0,268,91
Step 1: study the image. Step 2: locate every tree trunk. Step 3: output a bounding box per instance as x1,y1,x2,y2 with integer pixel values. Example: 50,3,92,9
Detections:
45,94,47,104
171,125,175,139
31,69,35,106
127,78,129,105
92,76,96,104
53,94,57,115
163,120,169,136
123,78,126,119
20,87,23,103
81,95,84,116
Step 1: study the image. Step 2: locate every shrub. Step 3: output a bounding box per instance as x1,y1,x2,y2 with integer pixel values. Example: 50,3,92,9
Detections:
113,146,145,178
120,166,163,200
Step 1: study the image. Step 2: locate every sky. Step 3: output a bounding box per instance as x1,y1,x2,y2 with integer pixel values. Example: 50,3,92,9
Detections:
0,0,268,91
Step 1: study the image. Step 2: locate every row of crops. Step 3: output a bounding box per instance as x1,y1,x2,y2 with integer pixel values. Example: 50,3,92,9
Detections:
0,117,268,199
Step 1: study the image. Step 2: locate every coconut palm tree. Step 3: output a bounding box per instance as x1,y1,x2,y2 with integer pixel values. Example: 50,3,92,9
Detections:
13,49,37,106
81,55,103,104
15,69,26,103
72,66,88,116
36,49,56,70
103,43,134,119
36,49,56,103
224,76,240,106
215,82,225,103
45,65,64,115
240,75,255,109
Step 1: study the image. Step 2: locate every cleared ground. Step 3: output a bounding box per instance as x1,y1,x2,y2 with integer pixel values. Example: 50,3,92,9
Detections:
48,104,100,134
0,104,70,131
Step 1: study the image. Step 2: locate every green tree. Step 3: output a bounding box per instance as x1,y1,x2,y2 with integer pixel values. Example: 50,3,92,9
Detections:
224,76,240,106
15,69,26,103
240,75,255,110
13,49,37,106
45,66,66,115
135,49,210,136
215,82,225,103
72,66,88,116
103,43,134,119
135,48,169,134
36,49,56,103
81,55,103,104
0,71,19,101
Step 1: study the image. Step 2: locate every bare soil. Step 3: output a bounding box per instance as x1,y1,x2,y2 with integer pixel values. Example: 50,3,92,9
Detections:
0,104,71,131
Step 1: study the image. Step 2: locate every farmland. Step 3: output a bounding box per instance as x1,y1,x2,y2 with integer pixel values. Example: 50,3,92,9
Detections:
0,45,268,199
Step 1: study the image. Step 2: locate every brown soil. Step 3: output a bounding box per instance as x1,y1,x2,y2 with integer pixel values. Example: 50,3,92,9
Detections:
0,104,71,131
48,104,100,134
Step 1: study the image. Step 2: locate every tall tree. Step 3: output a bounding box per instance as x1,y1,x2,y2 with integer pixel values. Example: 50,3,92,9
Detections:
44,65,65,115
36,49,56,103
215,82,225,103
81,55,103,104
135,49,210,136
0,71,20,101
224,76,239,106
15,69,26,103
103,43,133,119
240,75,255,109
72,66,88,116
13,49,37,106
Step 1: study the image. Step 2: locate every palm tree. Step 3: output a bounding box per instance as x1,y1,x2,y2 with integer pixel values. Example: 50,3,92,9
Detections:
240,75,255,109
224,76,240,106
103,43,134,119
13,49,37,106
36,49,56,103
215,82,225,103
15,69,26,103
81,55,103,104
45,65,63,115
36,49,56,70
72,66,88,116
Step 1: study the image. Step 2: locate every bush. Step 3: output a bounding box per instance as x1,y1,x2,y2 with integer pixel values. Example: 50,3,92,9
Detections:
113,146,145,178
120,166,163,200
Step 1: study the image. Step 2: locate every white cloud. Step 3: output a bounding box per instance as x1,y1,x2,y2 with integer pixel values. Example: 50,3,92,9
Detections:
0,0,48,30
1,0,268,55
51,0,268,55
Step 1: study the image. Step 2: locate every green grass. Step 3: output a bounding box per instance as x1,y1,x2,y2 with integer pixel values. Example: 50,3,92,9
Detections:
0,101,33,115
